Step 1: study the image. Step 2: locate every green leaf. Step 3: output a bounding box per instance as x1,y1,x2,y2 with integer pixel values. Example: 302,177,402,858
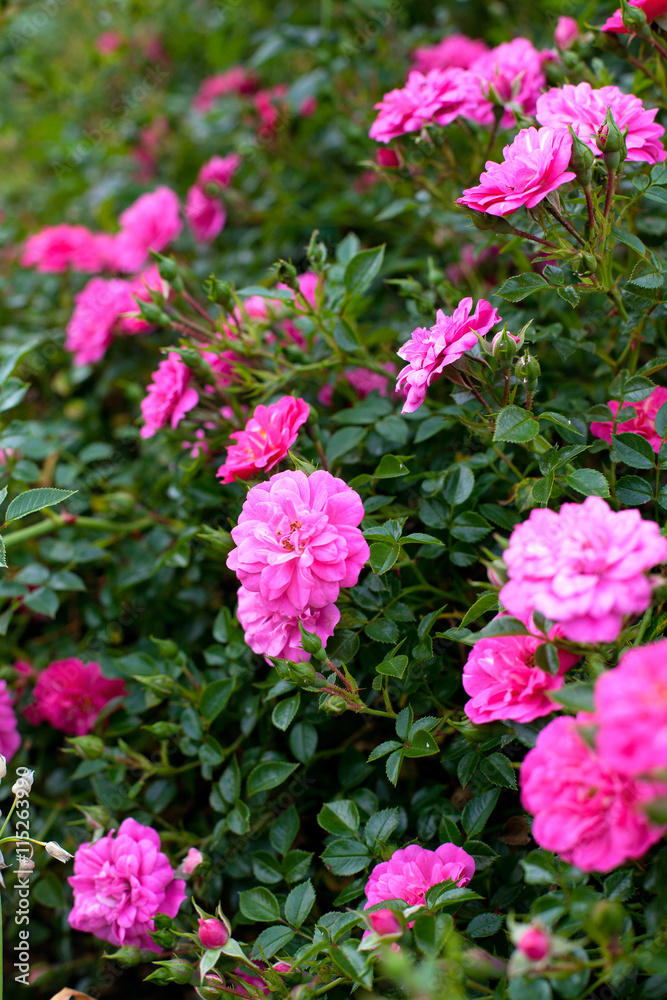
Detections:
364,808,400,845
321,837,371,876
367,739,401,762
23,586,58,618
318,799,360,836
474,616,529,640
656,401,667,438
344,245,385,297
375,655,408,678
467,912,503,939
333,318,363,353
458,593,499,629
521,849,559,884
369,541,400,575
532,474,554,505
611,225,647,257
612,432,656,469
374,198,416,221
285,880,316,928
494,406,540,443
0,378,29,414
272,693,301,731
450,511,491,543
564,469,610,497
442,465,475,505
289,722,318,763
403,729,439,758
0,537,6,570
385,749,403,785
549,681,594,714
496,273,548,302
373,454,410,478
269,805,299,855
251,926,295,959
413,913,454,955
238,887,281,923
5,487,78,522
615,475,654,506
508,979,552,1000
401,532,444,546
237,285,294,301
218,757,241,804
480,753,517,789
461,789,500,837
246,761,298,796
364,619,400,643
325,426,366,464
538,411,585,436
200,679,235,722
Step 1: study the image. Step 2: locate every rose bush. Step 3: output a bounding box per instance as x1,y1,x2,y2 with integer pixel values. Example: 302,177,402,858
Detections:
1,1,667,999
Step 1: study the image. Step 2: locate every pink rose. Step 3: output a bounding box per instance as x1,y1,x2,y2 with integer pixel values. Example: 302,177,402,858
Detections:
364,843,475,923
346,364,396,399
0,681,20,762
467,38,556,128
520,714,667,871
536,83,666,164
458,126,576,217
192,67,258,113
21,225,111,274
23,658,126,735
412,34,489,73
185,185,226,243
370,909,402,937
369,68,482,143
236,585,340,663
396,297,501,413
594,639,667,778
140,352,199,438
590,386,667,452
554,16,580,49
226,470,369,616
500,496,667,643
602,0,667,32
181,847,203,875
95,30,123,54
517,925,551,961
68,818,186,950
198,153,241,190
216,396,310,483
109,186,182,273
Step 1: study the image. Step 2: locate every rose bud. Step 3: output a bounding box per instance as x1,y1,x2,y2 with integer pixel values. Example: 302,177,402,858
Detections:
198,917,230,949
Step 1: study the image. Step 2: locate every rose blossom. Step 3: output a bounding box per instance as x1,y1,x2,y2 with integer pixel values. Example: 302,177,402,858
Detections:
396,297,501,413
412,34,489,73
21,225,111,273
520,713,667,871
68,818,186,950
65,278,130,365
108,186,182,273
462,622,580,724
198,153,242,190
602,0,667,33
0,681,20,762
182,847,203,875
185,184,226,243
346,364,396,399
554,16,580,49
117,264,165,334
458,126,576,217
594,639,667,778
364,843,475,920
192,67,258,113
536,83,666,164
590,386,667,453
236,585,340,662
369,67,482,143
198,918,229,949
140,352,199,438
226,470,369,616
500,496,667,643
468,38,555,127
216,396,310,484
23,658,126,735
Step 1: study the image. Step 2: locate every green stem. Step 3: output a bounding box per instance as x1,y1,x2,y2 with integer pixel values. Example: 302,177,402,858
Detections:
3,514,155,548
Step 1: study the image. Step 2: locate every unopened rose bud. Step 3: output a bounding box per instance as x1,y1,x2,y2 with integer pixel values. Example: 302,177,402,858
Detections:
292,660,319,684
620,0,652,37
467,210,515,235
307,231,328,268
204,277,235,309
568,127,595,187
198,917,230,949
517,925,551,962
597,109,628,171
554,16,580,49
323,694,347,715
370,909,402,937
195,972,225,1000
182,847,204,875
276,260,299,290
377,148,401,168
491,327,523,366
102,946,143,967
298,622,327,661
147,959,193,985
487,558,508,588
68,735,105,759
44,841,74,863
515,352,541,390
273,962,292,973
136,299,170,326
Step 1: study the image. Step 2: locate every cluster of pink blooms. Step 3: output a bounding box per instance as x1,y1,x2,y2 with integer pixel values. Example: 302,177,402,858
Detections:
216,396,309,483
20,658,127,735
68,818,186,950
370,36,554,143
140,352,199,439
192,66,259,113
602,0,667,33
227,470,369,662
396,297,501,413
364,842,475,921
500,496,667,643
191,65,316,137
590,385,667,452
185,153,241,243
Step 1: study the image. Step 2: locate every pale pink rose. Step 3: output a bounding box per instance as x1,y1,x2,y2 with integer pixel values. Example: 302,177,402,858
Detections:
182,847,203,875
68,818,186,950
413,34,489,73
364,844,475,923
21,225,111,274
192,67,258,113
462,622,580,724
236,585,340,662
369,68,482,143
140,353,199,438
198,153,242,190
554,16,580,49
65,277,136,365
109,186,182,273
590,386,667,452
602,0,667,32
458,126,576,217
517,925,551,961
536,83,666,164
520,713,667,871
216,396,309,484
226,470,369,615
23,658,126,735
594,639,667,778
185,185,226,243
468,38,556,128
95,30,123,54
396,297,501,413
0,681,20,762
500,496,667,643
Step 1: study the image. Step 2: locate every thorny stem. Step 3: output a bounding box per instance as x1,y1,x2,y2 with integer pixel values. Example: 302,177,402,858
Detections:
505,226,558,249
544,203,585,246
603,169,616,222
182,290,216,328
583,186,596,234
